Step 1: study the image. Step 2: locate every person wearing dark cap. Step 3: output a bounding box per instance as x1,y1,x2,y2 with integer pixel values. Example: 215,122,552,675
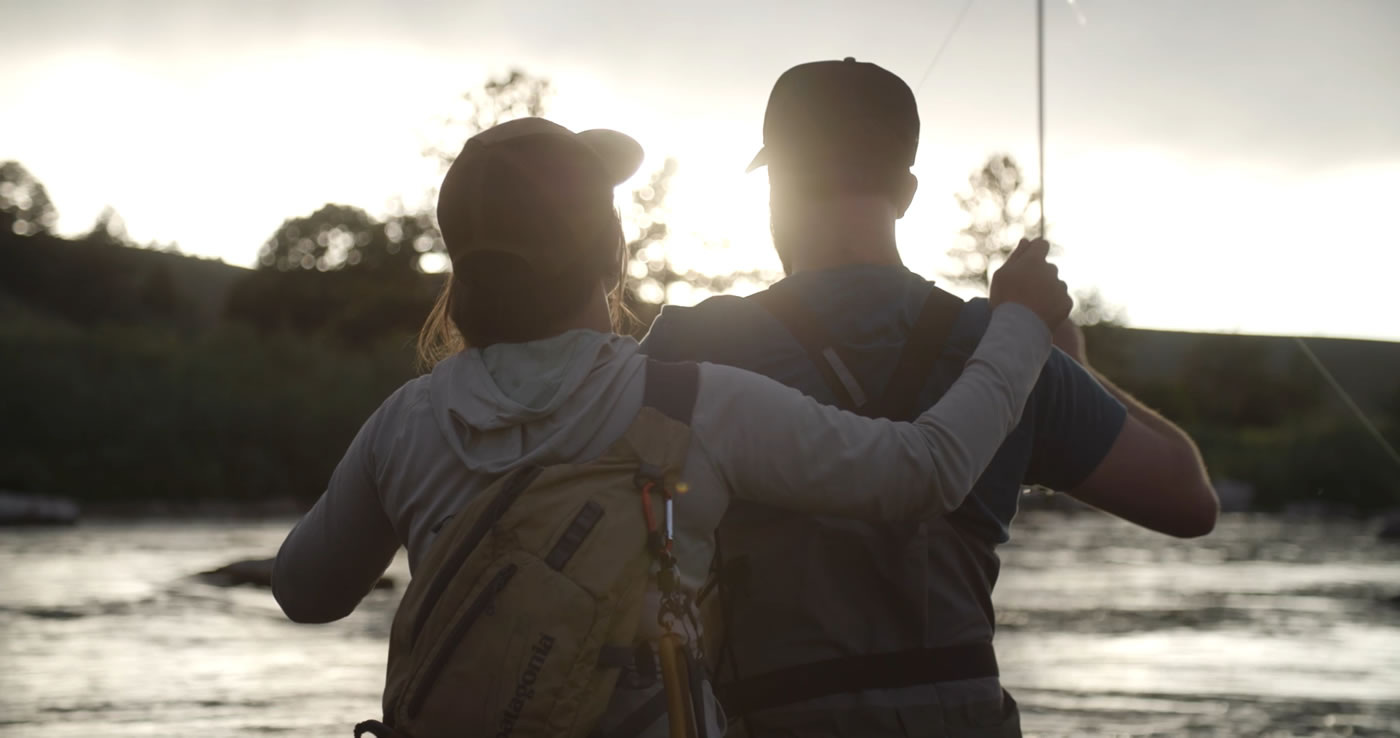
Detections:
271,116,1074,736
640,59,1218,736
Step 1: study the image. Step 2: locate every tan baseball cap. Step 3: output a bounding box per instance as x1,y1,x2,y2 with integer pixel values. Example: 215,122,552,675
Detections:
437,117,644,274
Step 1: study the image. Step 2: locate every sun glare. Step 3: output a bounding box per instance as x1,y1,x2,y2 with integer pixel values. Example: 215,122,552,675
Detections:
6,42,1397,340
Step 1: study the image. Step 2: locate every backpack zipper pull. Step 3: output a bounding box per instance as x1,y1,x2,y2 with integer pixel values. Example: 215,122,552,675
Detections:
485,568,511,615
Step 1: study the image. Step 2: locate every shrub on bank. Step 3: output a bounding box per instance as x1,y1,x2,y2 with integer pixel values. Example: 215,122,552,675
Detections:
0,311,418,504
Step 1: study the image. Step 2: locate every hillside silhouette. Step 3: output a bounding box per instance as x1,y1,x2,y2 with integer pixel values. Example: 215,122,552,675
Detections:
4,217,1398,513
3,143,1399,515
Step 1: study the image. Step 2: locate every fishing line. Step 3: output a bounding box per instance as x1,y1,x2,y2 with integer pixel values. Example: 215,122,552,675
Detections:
914,0,980,93
914,0,1062,238
1293,336,1400,471
918,2,1396,486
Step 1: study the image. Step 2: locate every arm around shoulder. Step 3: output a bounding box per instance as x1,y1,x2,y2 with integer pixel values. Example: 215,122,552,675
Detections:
693,302,1053,520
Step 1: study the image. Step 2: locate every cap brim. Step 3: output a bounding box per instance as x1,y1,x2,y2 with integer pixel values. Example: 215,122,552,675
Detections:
577,129,645,185
745,147,769,173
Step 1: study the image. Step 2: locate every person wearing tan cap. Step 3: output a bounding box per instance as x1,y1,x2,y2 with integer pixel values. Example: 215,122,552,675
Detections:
271,116,1070,737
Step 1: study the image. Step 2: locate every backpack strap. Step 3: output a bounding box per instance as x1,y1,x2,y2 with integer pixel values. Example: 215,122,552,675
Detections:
708,287,974,721
714,642,999,718
750,289,868,412
866,288,965,421
643,358,700,425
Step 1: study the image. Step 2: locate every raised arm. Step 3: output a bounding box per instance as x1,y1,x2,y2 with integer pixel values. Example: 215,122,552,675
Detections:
694,239,1069,520
1051,322,1219,537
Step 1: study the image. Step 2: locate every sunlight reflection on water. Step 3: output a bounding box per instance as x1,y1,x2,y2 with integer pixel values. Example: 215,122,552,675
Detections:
1,513,1397,737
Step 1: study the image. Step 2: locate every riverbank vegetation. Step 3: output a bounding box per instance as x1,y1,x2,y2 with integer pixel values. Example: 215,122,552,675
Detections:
3,70,1397,515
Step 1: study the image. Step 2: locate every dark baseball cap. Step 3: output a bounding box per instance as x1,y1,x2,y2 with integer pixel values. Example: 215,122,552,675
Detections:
437,117,644,274
747,57,920,176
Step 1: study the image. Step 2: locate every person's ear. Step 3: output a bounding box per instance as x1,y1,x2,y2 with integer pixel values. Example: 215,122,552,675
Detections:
894,171,918,218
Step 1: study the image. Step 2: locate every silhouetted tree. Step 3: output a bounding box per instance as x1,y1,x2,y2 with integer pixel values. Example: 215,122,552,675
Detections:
1071,287,1126,327
945,154,1045,291
256,204,416,275
256,67,553,277
0,161,58,236
618,158,770,333
427,69,553,170
624,158,679,306
426,70,765,323
383,199,442,268
84,206,133,248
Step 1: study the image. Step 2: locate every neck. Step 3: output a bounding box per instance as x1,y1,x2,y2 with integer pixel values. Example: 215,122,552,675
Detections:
773,195,903,275
550,281,614,335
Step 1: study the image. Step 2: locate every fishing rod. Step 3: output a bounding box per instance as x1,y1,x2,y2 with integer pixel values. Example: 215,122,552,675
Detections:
1037,0,1046,239
1042,0,1396,473
915,0,1049,237
919,1,1397,474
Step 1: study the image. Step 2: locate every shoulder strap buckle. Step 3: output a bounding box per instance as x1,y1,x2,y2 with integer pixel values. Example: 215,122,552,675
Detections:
866,288,965,420
750,289,867,411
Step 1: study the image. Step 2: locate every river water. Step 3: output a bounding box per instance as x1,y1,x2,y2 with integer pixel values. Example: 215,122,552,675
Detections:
2,513,1398,737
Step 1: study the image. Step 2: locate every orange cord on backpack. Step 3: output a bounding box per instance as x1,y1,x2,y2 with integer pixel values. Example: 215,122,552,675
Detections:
657,632,694,738
640,481,659,537
639,480,674,554
640,476,694,737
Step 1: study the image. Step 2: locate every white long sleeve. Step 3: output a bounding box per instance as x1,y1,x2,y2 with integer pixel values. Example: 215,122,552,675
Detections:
690,302,1052,521
271,304,1051,625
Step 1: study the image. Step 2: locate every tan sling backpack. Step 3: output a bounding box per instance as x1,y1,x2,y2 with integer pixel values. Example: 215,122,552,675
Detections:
354,359,701,738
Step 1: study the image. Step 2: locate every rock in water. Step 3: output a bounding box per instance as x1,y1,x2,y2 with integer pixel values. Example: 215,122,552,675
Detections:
197,559,277,587
0,491,79,526
196,558,396,590
1379,519,1400,542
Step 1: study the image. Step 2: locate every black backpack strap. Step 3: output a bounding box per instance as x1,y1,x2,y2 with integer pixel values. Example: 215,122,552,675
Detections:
643,359,700,424
866,288,965,421
593,687,670,738
353,719,407,738
750,289,868,412
714,642,999,718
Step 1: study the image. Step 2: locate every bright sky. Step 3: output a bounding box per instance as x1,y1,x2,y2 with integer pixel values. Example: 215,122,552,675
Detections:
2,0,1397,340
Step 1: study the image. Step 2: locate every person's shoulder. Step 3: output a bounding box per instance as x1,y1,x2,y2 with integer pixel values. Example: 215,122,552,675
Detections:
651,294,755,330
1020,345,1129,488
336,372,434,470
363,373,432,432
1036,346,1096,393
1030,347,1128,443
386,373,433,412
641,294,765,360
931,290,992,355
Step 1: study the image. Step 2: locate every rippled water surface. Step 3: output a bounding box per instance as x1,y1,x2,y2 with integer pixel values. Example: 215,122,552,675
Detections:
2,514,1398,737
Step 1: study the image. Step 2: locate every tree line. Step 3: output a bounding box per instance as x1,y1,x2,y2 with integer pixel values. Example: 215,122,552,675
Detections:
2,70,1397,513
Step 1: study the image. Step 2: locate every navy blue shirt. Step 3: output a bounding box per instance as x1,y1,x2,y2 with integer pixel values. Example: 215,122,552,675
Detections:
640,264,1126,543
